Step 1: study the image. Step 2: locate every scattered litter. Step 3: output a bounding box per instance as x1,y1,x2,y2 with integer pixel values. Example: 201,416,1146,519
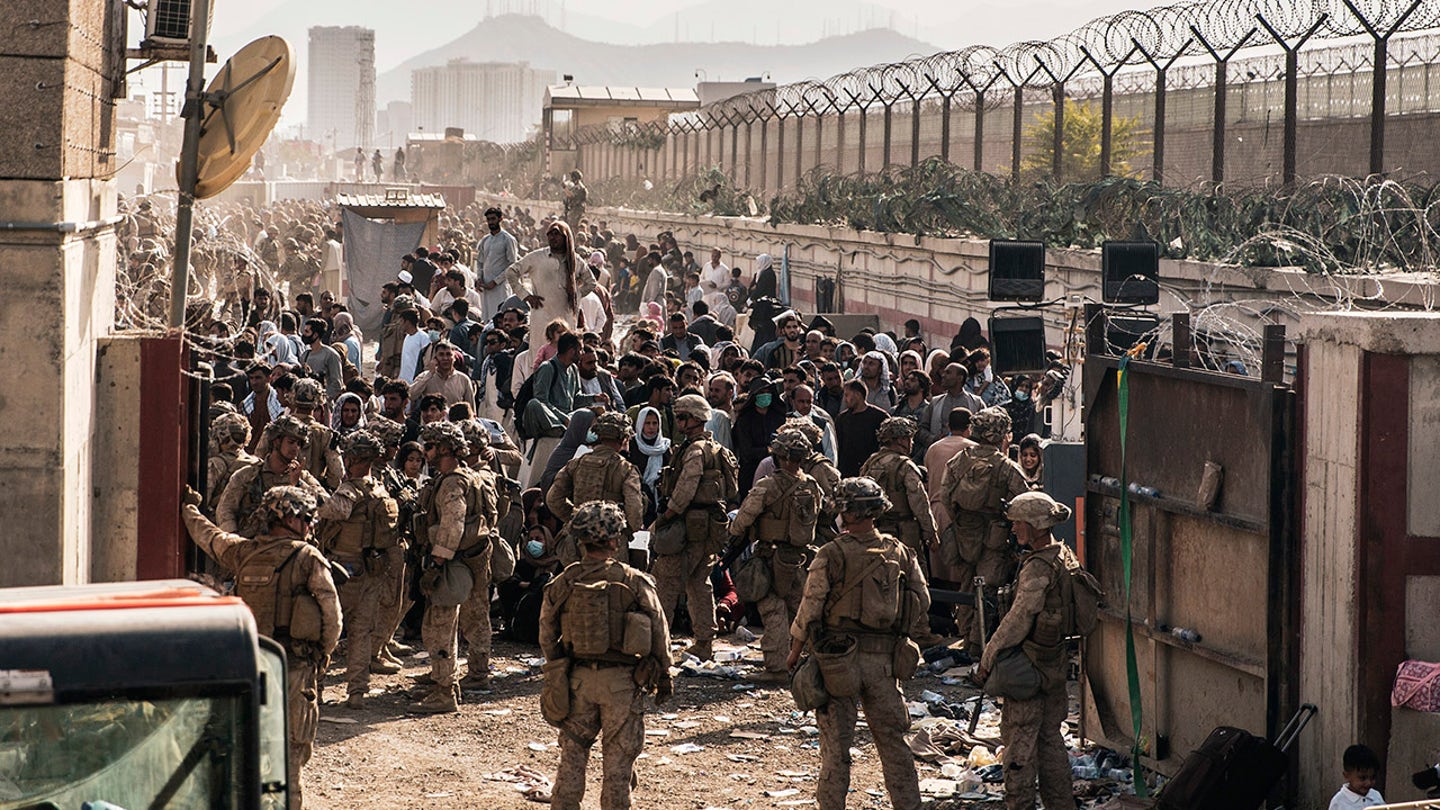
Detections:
732,683,756,691
776,769,811,778
661,713,680,720
967,746,997,767
526,742,548,752
671,742,706,754
518,656,545,667
715,649,746,662
733,626,758,642
645,729,671,737
776,800,815,807
764,788,801,798
481,765,553,803
713,714,732,723
321,716,360,725
727,753,759,762
483,708,513,716
423,792,451,798
673,720,702,729
730,730,771,741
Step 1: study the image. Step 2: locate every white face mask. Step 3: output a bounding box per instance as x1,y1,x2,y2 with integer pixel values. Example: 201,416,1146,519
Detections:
982,366,994,382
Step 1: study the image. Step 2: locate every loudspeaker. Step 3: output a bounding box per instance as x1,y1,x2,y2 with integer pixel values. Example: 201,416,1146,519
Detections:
988,240,1046,302
1105,313,1160,357
989,316,1047,373
1102,241,1160,305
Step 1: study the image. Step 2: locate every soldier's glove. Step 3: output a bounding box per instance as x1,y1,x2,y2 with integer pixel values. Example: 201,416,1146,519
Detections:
654,676,673,706
182,486,203,508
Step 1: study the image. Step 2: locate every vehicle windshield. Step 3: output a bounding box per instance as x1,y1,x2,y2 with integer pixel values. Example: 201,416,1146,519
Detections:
0,695,244,809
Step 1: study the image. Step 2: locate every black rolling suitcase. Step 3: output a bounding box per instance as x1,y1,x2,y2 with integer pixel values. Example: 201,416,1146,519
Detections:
1156,704,1318,810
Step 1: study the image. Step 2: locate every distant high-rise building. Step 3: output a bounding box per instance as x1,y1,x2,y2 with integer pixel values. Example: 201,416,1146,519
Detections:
411,60,555,144
308,26,375,151
376,101,414,148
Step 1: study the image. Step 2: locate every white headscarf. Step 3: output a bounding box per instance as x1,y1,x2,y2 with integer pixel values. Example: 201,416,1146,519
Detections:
332,392,367,434
633,406,672,487
755,253,773,273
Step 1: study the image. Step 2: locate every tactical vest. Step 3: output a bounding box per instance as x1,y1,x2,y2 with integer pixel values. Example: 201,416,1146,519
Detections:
569,450,632,510
1024,548,1077,649
416,467,496,553
822,535,910,634
802,454,840,543
555,561,652,663
755,473,819,548
237,463,295,538
234,537,322,647
378,321,403,378
316,478,400,561
210,451,254,503
861,450,915,521
659,437,737,507
303,421,336,482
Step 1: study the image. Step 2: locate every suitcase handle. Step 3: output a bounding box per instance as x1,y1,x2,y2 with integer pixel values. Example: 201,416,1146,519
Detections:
1274,704,1318,754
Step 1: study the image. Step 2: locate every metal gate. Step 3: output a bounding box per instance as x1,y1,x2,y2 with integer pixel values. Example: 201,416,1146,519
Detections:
1079,310,1299,789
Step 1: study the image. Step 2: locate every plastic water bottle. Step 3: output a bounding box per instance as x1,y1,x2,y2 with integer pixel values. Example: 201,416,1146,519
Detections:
1169,626,1201,643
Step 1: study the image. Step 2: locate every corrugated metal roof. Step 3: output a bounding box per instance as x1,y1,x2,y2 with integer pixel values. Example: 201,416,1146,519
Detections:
336,192,447,209
545,85,700,106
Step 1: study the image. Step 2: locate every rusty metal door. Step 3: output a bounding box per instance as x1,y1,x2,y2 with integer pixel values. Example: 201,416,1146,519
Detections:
1079,312,1298,788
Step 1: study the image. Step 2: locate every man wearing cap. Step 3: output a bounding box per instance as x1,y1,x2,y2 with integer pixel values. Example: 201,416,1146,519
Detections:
941,406,1029,650
503,220,595,333
477,207,518,321
654,394,739,661
217,414,328,537
289,378,345,490
974,491,1079,810
539,501,672,810
546,411,644,564
727,429,824,678
786,477,928,810
860,417,938,577
312,431,400,709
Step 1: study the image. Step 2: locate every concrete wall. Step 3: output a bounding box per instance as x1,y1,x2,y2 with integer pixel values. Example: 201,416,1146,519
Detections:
1299,312,1440,808
0,2,119,586
92,336,142,582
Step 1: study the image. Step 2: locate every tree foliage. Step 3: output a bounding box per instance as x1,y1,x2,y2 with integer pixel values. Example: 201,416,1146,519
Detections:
1020,100,1148,181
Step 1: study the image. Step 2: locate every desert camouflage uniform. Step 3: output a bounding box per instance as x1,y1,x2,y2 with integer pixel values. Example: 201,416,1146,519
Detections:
181,488,341,810
539,502,672,810
654,426,737,649
546,430,644,565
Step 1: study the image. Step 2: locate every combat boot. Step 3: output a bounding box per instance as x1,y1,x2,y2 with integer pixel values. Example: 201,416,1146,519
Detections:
378,648,406,667
686,640,713,661
370,656,402,675
345,692,366,710
459,670,492,691
411,685,459,714
387,640,416,657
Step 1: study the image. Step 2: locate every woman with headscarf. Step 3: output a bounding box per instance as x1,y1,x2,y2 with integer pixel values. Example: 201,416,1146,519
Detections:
710,341,744,373
538,407,597,490
332,311,363,369
926,349,950,395
626,406,672,525
502,219,595,333
953,317,988,353
750,253,777,301
331,391,367,437
834,341,858,374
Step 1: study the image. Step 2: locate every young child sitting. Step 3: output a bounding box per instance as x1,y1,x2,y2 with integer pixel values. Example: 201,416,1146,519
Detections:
1330,744,1385,809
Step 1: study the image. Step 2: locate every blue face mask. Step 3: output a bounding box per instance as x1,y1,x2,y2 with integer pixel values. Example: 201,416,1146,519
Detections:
427,329,441,342
524,539,546,558
1015,390,1030,402
585,430,599,444
754,393,773,409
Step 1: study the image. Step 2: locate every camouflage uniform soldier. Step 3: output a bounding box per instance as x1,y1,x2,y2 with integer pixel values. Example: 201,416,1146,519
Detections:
784,417,841,545
539,502,673,810
366,415,418,672
290,378,345,490
209,412,258,505
413,421,500,712
940,407,1028,648
547,411,644,564
787,478,929,810
217,415,327,537
727,429,824,677
182,485,341,810
860,417,937,573
377,294,415,379
654,394,739,661
313,431,400,708
975,492,1079,810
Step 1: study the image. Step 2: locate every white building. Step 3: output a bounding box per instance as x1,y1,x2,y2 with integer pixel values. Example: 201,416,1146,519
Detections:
308,26,376,151
411,60,554,144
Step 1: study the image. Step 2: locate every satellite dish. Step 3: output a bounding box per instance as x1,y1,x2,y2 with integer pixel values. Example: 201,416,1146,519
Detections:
186,35,295,199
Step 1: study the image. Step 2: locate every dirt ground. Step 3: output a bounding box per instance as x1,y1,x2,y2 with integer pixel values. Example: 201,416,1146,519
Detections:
306,632,1019,810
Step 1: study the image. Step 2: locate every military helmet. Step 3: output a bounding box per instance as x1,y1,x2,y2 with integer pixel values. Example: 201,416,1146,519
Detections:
569,501,627,548
260,485,318,525
783,417,823,448
419,420,468,457
262,414,310,449
458,419,491,453
291,378,324,409
877,416,919,443
969,407,1012,446
833,476,892,519
392,293,417,313
1006,491,1073,530
367,416,404,449
343,430,384,462
211,412,251,448
672,393,712,422
770,429,812,462
592,411,633,441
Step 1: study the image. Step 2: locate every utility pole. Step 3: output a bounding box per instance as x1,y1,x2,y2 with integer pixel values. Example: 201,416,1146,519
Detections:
169,0,212,328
